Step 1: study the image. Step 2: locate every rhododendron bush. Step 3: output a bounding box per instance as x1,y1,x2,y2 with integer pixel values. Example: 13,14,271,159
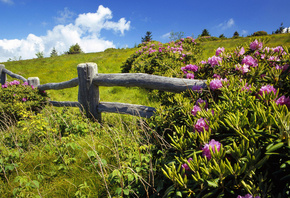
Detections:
148,40,290,197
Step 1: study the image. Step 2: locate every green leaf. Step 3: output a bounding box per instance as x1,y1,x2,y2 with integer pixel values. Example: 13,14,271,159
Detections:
123,188,130,195
266,142,284,154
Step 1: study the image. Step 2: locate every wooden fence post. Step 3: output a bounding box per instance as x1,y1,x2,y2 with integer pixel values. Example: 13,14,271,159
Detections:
0,64,7,85
28,77,40,87
77,63,100,121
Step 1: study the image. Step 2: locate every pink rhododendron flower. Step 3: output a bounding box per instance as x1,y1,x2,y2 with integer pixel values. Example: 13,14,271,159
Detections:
210,79,223,90
192,85,203,93
22,98,27,102
250,39,263,51
236,64,250,74
202,139,221,160
276,95,290,108
237,194,260,198
238,47,245,56
215,47,225,56
184,64,198,72
213,74,221,79
186,73,194,79
191,105,201,116
241,83,252,92
241,55,258,67
22,82,28,86
259,85,277,96
201,60,207,64
208,56,222,67
196,98,208,109
181,158,192,171
272,46,285,54
194,118,209,132
1,84,7,88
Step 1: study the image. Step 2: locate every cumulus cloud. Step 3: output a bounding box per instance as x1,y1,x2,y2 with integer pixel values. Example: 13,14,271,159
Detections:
55,7,75,24
0,0,13,4
0,5,131,62
217,18,235,30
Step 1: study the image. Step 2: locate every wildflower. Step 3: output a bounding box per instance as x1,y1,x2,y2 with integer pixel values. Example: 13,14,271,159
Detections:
185,64,198,72
259,85,277,96
241,55,258,67
186,73,194,79
208,56,222,67
196,98,208,109
276,95,290,108
237,194,260,198
181,158,192,171
194,118,209,132
1,84,7,88
192,85,203,93
213,74,221,79
22,97,27,102
201,60,207,64
210,79,223,90
238,47,245,56
22,81,28,86
191,105,201,116
235,64,250,74
249,39,263,51
272,46,285,54
215,47,225,56
202,139,221,160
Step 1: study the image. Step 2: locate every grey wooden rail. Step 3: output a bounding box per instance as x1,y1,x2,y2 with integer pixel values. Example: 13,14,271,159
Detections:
0,63,207,122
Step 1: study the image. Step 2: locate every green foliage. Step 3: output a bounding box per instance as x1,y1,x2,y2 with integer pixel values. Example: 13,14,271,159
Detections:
252,31,268,37
35,51,44,58
169,31,185,41
233,31,240,38
67,43,83,54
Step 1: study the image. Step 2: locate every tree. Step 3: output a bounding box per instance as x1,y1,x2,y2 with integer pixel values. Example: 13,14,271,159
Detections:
50,47,58,57
201,29,210,37
169,31,184,41
141,31,152,43
35,51,44,58
219,34,226,39
233,31,240,38
67,43,83,54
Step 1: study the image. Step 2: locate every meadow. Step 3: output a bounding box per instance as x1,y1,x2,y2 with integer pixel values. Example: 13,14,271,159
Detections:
0,33,290,197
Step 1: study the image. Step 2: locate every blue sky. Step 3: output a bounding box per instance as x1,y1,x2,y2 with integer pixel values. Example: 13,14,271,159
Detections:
0,0,289,62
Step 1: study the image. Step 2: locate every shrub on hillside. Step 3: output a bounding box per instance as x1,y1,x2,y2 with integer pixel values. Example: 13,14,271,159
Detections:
0,80,48,125
146,39,290,197
67,43,83,55
252,31,268,37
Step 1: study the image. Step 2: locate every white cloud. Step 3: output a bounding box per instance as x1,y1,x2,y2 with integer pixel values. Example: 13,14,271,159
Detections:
0,0,13,4
161,32,171,39
55,7,75,24
218,18,235,30
241,30,248,36
0,5,130,62
282,27,290,33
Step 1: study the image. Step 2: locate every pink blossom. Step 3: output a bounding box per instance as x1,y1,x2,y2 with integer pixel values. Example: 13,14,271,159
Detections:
22,97,27,102
238,47,245,56
186,73,194,79
202,139,221,160
191,105,201,116
192,85,203,93
201,60,207,64
236,64,250,74
22,82,28,86
213,74,221,79
194,118,209,132
184,64,198,72
241,55,258,67
259,85,277,96
196,98,208,109
208,56,222,67
276,95,290,108
1,84,7,88
181,158,192,171
241,83,252,92
272,46,285,54
210,79,223,90
249,39,263,51
215,47,225,56
237,194,260,198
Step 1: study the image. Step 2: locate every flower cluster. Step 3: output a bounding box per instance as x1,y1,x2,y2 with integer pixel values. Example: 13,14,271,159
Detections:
194,118,209,132
237,194,260,198
202,139,221,160
249,39,263,51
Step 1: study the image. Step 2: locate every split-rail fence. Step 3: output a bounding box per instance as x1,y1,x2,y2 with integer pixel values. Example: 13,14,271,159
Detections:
0,63,207,122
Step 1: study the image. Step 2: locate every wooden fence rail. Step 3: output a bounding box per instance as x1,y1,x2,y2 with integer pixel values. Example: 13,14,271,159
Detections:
0,63,207,122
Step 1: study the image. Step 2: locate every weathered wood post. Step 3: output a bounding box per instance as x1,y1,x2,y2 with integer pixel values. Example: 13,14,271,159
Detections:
0,64,7,85
77,63,100,121
28,77,40,87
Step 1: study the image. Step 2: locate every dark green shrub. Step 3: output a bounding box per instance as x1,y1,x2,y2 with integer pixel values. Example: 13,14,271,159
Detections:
252,31,268,37
67,43,83,54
